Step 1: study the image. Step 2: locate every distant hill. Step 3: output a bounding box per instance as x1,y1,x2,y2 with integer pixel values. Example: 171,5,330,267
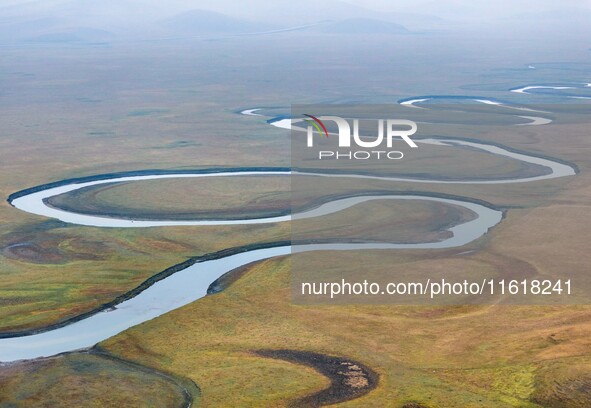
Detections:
0,1,425,44
176,1,444,31
160,10,277,35
315,18,409,35
26,27,115,44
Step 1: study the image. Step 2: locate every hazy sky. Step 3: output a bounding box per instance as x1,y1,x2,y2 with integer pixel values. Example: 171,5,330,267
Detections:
4,0,590,17
344,0,589,13
2,0,590,29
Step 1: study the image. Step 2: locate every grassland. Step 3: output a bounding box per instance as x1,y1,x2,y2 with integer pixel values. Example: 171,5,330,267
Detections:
0,350,197,407
45,175,292,220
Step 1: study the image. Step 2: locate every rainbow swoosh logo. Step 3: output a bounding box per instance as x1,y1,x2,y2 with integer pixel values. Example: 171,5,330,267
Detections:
303,114,329,138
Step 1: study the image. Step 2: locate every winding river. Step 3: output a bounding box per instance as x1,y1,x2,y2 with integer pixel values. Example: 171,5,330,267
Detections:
0,88,579,362
510,83,591,98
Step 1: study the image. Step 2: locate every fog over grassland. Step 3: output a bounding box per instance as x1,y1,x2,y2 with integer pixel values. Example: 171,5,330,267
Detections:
0,0,590,45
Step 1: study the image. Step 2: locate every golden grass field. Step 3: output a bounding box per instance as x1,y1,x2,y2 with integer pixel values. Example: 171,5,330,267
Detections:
100,257,591,407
